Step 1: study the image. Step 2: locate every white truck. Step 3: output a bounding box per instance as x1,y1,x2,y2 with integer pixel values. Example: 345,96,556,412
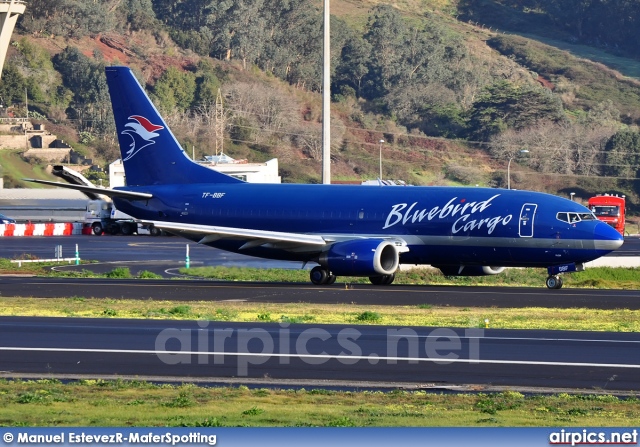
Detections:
84,199,166,236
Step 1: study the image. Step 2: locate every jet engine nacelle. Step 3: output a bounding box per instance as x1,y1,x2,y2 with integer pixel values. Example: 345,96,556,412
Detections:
320,239,401,277
436,265,506,276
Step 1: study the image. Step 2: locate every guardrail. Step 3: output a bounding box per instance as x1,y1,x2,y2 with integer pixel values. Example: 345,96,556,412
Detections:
11,244,80,266
0,222,82,236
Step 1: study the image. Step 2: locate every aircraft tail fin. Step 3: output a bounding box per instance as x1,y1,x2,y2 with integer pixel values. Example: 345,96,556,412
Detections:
105,66,243,186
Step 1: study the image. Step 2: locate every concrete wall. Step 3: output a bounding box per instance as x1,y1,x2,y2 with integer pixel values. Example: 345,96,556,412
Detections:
23,148,72,162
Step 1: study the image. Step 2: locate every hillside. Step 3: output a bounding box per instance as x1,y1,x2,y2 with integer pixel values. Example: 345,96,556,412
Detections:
2,0,640,213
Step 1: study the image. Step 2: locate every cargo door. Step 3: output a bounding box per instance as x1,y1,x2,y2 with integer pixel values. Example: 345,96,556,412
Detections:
519,203,537,237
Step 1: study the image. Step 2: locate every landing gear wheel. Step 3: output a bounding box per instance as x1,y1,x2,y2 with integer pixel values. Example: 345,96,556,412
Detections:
546,275,563,289
325,274,337,285
92,222,103,235
369,274,395,285
310,266,328,285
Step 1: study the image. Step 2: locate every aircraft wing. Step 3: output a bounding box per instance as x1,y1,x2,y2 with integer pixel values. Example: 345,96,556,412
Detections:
146,220,328,249
23,179,153,200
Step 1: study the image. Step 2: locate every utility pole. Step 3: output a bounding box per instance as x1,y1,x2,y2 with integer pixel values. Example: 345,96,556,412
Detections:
215,88,224,157
321,0,331,184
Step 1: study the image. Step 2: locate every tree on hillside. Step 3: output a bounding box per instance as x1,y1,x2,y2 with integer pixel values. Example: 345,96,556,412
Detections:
211,0,266,69
258,0,322,90
152,66,196,112
120,0,158,32
468,80,565,140
333,30,371,98
52,47,111,136
152,0,213,30
490,121,615,176
194,70,221,106
362,5,407,99
20,0,114,38
225,81,299,145
603,130,640,179
0,64,26,105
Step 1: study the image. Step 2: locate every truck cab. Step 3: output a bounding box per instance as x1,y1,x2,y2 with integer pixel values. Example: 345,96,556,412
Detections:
587,194,625,235
85,199,139,235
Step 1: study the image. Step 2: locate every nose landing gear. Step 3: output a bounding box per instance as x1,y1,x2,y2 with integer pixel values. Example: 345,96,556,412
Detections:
545,262,584,289
545,275,563,289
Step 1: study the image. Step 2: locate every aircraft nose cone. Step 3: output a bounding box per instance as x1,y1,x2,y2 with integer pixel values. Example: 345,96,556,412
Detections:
593,221,624,252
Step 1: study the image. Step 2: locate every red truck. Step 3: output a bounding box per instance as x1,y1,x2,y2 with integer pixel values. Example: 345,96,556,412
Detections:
587,194,626,235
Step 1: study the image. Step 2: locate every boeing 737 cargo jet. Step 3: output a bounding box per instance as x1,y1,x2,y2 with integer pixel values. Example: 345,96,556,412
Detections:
27,66,624,289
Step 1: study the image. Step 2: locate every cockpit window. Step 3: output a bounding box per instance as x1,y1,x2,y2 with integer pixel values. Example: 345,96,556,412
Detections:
556,212,597,223
579,213,596,221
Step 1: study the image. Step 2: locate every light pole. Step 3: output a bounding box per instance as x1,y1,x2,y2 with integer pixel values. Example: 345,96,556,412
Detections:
378,139,384,180
321,0,331,184
507,149,529,190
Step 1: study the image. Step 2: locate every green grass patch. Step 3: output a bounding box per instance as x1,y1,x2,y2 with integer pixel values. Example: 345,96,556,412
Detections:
0,150,57,188
2,297,640,332
176,265,640,290
0,380,638,427
3,256,639,290
0,259,168,280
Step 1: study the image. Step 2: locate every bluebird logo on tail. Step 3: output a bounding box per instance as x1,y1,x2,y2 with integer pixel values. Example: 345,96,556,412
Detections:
121,115,164,161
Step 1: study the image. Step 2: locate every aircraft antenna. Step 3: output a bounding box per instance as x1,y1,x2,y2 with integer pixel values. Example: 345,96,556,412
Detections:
215,88,224,157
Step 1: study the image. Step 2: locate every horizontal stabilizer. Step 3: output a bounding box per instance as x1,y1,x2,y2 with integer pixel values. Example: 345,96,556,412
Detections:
23,178,153,200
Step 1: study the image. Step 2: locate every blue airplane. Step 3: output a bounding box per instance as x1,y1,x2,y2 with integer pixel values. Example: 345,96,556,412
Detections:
27,66,624,289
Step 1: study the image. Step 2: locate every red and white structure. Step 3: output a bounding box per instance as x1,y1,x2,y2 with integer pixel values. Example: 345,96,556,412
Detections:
0,222,82,236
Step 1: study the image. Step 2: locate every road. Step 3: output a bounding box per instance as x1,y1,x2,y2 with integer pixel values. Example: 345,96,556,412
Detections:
1,316,639,391
1,276,640,309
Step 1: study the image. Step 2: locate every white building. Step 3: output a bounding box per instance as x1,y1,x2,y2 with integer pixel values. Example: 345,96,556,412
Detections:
109,154,281,187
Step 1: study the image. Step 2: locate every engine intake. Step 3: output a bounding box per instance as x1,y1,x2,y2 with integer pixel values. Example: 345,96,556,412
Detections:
320,239,400,277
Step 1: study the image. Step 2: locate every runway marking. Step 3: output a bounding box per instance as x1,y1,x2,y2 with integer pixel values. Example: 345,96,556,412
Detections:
1,346,639,369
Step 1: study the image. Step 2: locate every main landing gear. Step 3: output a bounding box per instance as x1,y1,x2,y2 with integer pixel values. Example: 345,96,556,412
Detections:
309,266,336,285
369,274,395,285
545,275,564,289
309,266,396,286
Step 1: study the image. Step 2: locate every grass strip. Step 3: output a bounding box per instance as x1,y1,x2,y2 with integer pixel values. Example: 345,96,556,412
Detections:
2,298,640,332
177,266,640,289
1,379,638,427
3,257,640,290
